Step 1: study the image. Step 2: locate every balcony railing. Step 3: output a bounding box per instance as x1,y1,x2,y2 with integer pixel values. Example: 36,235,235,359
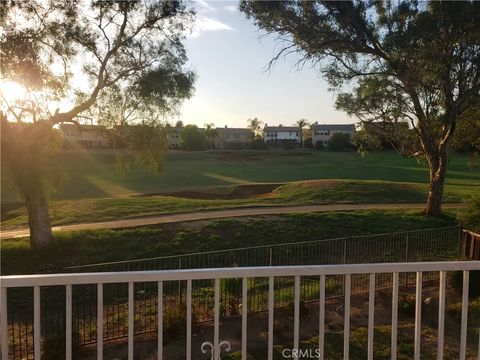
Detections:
1,261,479,360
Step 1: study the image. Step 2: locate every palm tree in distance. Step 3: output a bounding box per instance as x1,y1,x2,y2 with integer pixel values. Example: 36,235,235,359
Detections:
204,123,217,150
247,117,263,139
296,118,309,148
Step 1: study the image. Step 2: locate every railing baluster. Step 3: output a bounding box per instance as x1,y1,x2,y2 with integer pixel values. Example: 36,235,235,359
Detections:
391,272,399,360
66,285,72,360
1,287,8,360
34,285,41,360
242,277,248,360
268,276,274,360
214,278,220,360
437,271,446,360
186,279,192,360
128,282,134,360
414,272,422,360
158,281,163,360
344,274,351,360
368,273,375,360
294,275,300,359
319,275,325,360
460,270,469,360
97,283,103,360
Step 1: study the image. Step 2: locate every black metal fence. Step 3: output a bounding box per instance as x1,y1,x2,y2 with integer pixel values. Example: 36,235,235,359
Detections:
7,226,464,359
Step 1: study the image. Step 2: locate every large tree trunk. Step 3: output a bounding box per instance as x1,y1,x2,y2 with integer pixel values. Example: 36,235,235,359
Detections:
25,186,53,247
425,150,448,216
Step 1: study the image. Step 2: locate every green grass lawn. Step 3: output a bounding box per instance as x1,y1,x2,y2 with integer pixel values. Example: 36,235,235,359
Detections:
2,150,479,229
0,209,459,275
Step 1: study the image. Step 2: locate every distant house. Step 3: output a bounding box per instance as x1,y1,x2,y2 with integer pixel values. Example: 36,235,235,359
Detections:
59,124,110,149
263,125,301,148
311,123,356,146
215,127,252,149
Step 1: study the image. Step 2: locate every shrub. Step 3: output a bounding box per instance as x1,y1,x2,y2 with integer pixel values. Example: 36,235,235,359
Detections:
180,125,207,151
398,295,416,316
447,298,480,322
327,133,352,151
304,138,313,148
286,299,310,320
163,303,199,338
459,194,480,233
448,270,480,298
223,351,254,360
250,138,266,149
314,140,324,150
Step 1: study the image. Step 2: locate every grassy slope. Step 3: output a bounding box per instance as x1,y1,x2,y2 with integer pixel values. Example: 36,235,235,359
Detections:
2,150,479,229
0,179,472,229
3,150,479,201
0,209,459,275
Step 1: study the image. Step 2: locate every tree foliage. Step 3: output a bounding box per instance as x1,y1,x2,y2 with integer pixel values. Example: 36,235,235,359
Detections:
1,0,196,246
204,123,217,149
241,0,480,215
296,118,309,147
180,125,207,151
247,117,263,138
327,133,352,152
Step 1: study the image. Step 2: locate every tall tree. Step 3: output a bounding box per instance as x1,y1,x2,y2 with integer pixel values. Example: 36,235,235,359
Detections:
296,118,309,147
180,124,207,151
1,0,195,247
247,117,263,138
241,1,480,215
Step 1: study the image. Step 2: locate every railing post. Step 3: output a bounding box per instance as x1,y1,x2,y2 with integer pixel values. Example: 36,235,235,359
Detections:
34,286,41,360
459,271,469,360
214,278,220,360
268,277,274,360
414,272,422,360
241,277,248,360
391,272,399,360
0,287,8,360
97,283,103,360
186,279,192,360
293,276,300,358
158,281,163,360
367,273,375,360
344,274,351,360
319,275,325,360
437,271,446,360
128,282,134,360
66,285,72,360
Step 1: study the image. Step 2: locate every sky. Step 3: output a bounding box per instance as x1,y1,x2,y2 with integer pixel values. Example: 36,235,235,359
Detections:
178,0,355,128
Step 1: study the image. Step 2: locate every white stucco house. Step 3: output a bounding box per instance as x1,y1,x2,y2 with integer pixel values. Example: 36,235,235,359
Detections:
263,125,301,148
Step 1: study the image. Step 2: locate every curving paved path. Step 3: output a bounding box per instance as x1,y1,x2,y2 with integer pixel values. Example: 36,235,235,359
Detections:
0,202,464,239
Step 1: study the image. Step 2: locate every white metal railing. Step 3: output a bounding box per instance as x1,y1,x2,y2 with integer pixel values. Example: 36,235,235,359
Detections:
1,261,480,360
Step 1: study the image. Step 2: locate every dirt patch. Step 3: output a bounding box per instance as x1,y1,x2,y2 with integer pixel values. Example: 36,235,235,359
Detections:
284,179,342,188
139,183,283,200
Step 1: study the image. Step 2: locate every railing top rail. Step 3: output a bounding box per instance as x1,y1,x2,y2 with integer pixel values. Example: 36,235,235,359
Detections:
3,260,479,288
65,226,462,270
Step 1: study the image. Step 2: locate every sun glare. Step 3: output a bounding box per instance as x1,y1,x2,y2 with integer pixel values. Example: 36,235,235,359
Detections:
0,79,27,104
